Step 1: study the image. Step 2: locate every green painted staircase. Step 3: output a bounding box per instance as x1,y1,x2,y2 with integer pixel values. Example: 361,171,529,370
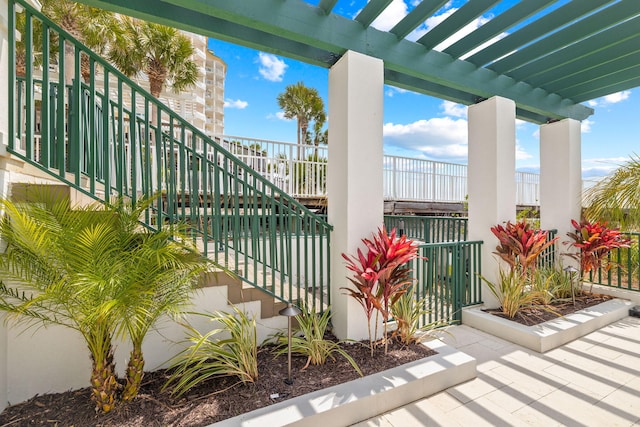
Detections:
7,0,331,314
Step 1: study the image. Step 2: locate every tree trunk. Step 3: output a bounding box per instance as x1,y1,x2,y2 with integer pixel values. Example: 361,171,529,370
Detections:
122,346,145,402
90,344,119,413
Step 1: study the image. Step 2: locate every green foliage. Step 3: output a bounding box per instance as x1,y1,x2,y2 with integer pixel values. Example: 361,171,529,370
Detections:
583,155,640,230
0,193,210,411
272,307,361,375
164,306,258,397
481,268,539,319
391,291,445,344
276,81,326,149
529,267,571,305
109,16,198,97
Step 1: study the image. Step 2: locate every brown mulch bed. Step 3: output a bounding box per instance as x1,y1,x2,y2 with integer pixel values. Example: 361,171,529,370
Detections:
0,336,436,427
484,292,614,326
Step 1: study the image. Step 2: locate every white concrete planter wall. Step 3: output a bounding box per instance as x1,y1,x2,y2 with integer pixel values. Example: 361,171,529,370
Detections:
212,339,476,427
2,286,287,408
462,298,634,353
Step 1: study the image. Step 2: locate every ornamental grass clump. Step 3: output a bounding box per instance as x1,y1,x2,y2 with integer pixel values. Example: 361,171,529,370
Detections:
272,306,362,375
342,227,420,354
164,306,258,397
391,290,444,345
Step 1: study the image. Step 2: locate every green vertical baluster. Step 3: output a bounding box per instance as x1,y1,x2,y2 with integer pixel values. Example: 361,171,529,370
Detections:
101,69,110,201
40,23,50,168
24,12,33,159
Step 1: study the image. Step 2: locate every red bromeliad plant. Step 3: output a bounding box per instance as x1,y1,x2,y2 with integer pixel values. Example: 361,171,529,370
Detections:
491,221,557,274
342,227,420,354
565,219,631,276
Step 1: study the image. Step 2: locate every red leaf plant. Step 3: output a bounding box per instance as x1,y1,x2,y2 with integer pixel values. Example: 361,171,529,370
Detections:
342,227,420,354
491,221,558,275
565,219,631,275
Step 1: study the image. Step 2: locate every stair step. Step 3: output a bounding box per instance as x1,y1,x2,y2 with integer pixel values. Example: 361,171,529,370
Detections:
197,270,285,320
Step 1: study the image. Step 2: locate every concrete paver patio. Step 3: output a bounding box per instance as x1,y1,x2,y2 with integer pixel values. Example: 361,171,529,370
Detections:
354,316,640,427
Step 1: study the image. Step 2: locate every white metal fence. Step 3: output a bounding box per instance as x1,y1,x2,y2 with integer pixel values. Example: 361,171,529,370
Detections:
213,135,594,206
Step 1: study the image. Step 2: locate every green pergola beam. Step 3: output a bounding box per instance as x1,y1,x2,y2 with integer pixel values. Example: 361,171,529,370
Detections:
560,65,640,100
572,76,640,103
75,0,594,123
157,0,592,122
443,0,555,58
547,52,640,95
490,1,640,74
318,0,338,14
467,0,616,66
385,69,549,123
389,0,449,40
416,0,501,49
509,17,640,84
355,0,393,28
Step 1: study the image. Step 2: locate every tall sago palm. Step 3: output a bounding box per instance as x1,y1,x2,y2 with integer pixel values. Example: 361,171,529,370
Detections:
109,198,210,402
0,194,124,413
583,155,640,230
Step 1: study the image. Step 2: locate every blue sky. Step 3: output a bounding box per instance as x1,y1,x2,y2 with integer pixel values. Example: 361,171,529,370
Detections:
208,0,639,180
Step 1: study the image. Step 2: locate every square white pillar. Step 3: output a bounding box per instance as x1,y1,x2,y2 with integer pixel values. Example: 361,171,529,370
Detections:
467,96,517,308
328,51,384,340
540,118,582,267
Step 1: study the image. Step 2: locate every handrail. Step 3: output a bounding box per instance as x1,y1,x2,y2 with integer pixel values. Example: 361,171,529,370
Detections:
8,0,331,310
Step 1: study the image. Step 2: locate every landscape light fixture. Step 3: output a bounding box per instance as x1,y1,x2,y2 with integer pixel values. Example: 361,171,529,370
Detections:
279,303,302,385
564,265,579,305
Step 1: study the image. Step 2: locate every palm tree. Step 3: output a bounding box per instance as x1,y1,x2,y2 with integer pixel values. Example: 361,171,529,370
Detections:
583,155,640,230
109,198,210,402
0,194,210,410
277,82,326,157
0,194,123,413
40,0,117,82
108,16,199,99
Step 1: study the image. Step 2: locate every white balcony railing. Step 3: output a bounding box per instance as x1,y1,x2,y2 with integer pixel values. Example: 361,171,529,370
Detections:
212,135,598,206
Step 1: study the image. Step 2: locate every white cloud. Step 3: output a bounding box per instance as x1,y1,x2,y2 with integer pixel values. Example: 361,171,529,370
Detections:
587,91,631,108
581,119,593,133
385,86,409,97
383,117,468,162
267,111,291,121
370,0,409,32
440,101,467,118
582,156,631,178
257,53,287,82
515,143,532,161
223,99,248,109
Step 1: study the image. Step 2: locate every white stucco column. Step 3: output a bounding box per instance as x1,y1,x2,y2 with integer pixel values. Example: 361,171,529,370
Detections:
467,96,517,308
0,0,10,412
328,51,384,340
540,118,582,267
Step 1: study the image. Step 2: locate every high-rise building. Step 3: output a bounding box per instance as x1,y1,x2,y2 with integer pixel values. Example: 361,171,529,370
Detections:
205,49,227,137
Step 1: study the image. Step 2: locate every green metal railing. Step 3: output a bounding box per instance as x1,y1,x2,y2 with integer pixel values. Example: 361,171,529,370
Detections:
411,240,483,325
588,232,640,292
538,229,558,269
384,215,467,242
8,0,331,310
